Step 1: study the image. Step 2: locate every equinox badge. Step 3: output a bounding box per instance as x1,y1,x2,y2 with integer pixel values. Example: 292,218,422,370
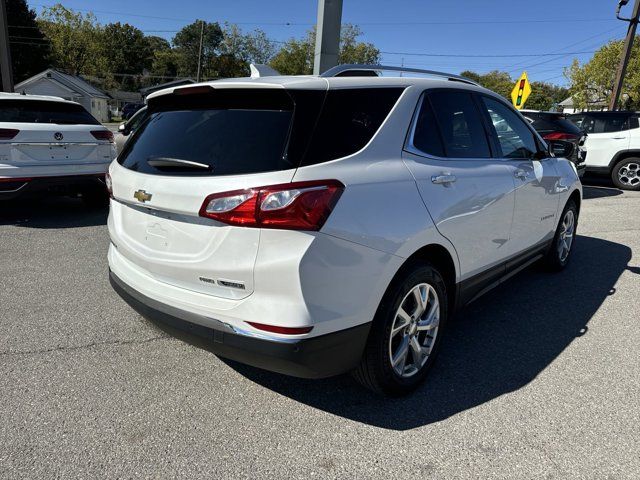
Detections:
134,190,152,203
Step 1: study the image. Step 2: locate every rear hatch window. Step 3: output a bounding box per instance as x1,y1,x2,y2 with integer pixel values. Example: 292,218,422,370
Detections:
0,100,99,125
117,86,404,177
525,112,582,135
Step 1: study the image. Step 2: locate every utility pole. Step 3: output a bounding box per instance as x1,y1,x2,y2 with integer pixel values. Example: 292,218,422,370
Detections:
609,0,640,110
196,20,204,82
0,0,14,92
313,0,343,75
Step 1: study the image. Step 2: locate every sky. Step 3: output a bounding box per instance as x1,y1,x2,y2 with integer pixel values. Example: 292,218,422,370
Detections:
27,0,630,86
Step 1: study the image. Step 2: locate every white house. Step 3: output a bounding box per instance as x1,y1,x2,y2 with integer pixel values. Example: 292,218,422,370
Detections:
14,69,110,122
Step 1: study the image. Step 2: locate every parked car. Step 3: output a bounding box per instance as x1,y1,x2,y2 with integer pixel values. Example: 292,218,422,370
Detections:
568,111,640,190
107,65,582,396
521,110,586,177
0,93,116,204
121,102,144,120
115,106,148,154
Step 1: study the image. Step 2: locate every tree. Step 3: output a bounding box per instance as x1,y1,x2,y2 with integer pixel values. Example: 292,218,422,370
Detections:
212,24,277,77
567,38,640,110
101,23,151,75
526,82,569,111
461,70,514,99
270,24,381,75
173,20,224,78
38,4,103,76
461,70,569,111
7,0,51,83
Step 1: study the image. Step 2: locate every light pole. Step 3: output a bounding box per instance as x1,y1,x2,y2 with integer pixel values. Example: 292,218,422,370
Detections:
313,0,343,75
0,0,14,92
609,0,640,110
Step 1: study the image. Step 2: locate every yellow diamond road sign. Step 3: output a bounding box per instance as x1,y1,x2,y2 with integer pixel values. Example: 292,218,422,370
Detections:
511,71,532,110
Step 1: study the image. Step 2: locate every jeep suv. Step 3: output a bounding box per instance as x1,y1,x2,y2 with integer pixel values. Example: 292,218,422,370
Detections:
568,111,640,190
107,65,582,396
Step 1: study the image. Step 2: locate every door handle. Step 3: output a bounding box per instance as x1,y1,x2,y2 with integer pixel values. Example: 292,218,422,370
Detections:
612,137,627,140
514,169,528,180
431,174,457,185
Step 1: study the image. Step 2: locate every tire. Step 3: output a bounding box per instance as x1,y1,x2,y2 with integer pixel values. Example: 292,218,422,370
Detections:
352,261,448,396
611,157,640,191
543,199,578,271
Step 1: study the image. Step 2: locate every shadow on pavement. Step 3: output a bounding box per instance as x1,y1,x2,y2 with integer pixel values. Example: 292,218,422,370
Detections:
582,185,623,200
0,197,107,228
211,235,631,430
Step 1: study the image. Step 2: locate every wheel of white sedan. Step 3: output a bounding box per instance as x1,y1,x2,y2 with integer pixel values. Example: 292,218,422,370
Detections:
353,261,448,396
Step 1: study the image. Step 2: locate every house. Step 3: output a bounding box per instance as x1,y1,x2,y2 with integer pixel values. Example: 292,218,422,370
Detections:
108,90,143,117
139,78,195,99
14,69,111,122
559,95,608,114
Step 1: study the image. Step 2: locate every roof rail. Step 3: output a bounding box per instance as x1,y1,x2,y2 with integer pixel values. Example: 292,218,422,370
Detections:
320,64,479,86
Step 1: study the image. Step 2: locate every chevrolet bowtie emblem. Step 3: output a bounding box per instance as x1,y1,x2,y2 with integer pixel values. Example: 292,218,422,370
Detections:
133,190,152,203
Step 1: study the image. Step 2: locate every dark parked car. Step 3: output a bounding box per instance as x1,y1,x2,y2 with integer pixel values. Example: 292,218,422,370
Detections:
121,102,144,120
521,110,586,177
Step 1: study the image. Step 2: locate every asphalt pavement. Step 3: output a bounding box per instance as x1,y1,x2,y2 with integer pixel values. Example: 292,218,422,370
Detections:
1,181,638,479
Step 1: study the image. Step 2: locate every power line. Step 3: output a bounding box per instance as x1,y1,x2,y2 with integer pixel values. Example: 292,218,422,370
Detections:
31,2,312,25
379,50,598,58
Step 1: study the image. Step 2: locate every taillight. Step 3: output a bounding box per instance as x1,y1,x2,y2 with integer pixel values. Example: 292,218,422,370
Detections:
91,130,114,143
105,172,113,197
543,132,579,141
246,322,313,335
199,180,344,231
0,128,19,140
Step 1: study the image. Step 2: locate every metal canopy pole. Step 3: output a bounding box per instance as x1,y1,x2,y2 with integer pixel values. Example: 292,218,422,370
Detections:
313,0,343,75
0,0,14,92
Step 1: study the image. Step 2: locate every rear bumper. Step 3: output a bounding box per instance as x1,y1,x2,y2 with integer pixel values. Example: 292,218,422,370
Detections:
0,173,106,200
109,270,371,379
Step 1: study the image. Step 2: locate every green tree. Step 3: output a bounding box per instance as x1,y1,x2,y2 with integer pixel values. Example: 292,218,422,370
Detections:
101,23,151,75
173,20,224,78
526,82,569,111
567,38,640,110
270,24,380,75
461,70,514,99
212,24,277,77
38,4,104,76
7,0,51,83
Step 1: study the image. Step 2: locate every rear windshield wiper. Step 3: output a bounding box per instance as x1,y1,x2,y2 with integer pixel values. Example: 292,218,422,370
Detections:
146,157,212,171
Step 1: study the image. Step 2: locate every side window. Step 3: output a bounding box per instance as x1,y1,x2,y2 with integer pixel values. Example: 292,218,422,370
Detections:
482,97,538,159
581,116,596,133
427,90,491,158
410,95,445,157
603,115,629,132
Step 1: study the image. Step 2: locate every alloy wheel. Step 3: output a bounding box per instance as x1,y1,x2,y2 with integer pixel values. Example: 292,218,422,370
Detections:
388,283,440,378
557,209,575,262
618,162,640,187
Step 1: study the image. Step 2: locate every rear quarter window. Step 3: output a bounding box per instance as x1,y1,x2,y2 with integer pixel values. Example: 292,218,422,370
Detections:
300,88,405,166
0,100,99,125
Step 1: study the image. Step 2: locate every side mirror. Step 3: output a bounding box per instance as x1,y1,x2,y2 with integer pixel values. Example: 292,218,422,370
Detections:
548,140,574,159
118,122,130,136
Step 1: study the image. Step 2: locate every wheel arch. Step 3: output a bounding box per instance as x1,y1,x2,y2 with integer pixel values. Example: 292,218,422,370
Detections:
389,243,458,316
569,188,581,215
609,150,640,170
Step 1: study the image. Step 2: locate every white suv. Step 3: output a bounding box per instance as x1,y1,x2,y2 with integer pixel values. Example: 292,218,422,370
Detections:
107,65,582,396
0,93,116,203
569,111,640,190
